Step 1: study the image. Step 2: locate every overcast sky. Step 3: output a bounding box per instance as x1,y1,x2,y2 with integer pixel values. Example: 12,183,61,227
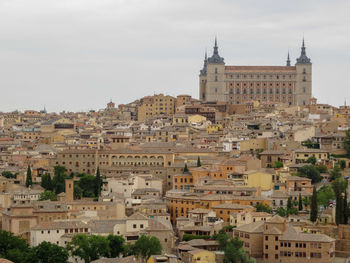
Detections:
0,0,349,113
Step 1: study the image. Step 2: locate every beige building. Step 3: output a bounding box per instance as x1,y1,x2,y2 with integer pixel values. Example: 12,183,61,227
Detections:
233,215,335,262
137,94,176,121
199,38,312,106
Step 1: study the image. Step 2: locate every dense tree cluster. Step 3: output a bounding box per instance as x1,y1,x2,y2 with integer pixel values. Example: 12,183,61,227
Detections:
213,229,255,263
0,231,68,263
0,230,162,263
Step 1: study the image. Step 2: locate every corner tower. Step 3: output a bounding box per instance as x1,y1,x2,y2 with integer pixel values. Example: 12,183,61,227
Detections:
295,38,312,106
200,38,226,103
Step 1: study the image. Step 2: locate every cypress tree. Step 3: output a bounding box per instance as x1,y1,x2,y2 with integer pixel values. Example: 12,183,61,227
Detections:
184,163,189,173
197,156,201,167
310,186,318,222
298,193,303,211
25,165,32,187
94,167,102,197
344,190,348,224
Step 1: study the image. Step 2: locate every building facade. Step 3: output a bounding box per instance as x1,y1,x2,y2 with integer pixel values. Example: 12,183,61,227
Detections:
199,38,312,106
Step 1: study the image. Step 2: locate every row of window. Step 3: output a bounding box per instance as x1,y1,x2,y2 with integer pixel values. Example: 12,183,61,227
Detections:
229,87,293,95
225,74,296,80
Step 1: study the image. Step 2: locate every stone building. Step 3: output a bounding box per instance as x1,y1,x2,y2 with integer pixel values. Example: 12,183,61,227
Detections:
199,38,312,106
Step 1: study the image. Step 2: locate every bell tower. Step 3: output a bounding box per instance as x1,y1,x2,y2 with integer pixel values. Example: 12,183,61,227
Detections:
295,38,312,106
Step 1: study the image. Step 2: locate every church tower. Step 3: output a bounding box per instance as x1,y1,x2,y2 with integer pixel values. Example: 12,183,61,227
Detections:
295,38,312,106
200,38,226,103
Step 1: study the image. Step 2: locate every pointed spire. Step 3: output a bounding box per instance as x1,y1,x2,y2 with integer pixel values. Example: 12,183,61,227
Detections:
200,50,208,75
296,37,311,64
213,36,219,55
286,51,291,66
207,37,224,64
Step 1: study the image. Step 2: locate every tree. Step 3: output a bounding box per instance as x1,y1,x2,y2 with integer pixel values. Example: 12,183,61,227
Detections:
1,171,17,179
276,207,287,217
344,129,350,157
32,241,68,263
74,184,83,199
94,167,102,197
315,164,327,173
215,229,229,251
26,165,32,187
52,166,66,194
344,190,348,225
317,185,335,208
287,197,293,211
310,186,318,222
223,236,255,263
339,160,346,170
78,175,98,197
298,165,322,183
298,193,303,211
254,203,272,214
41,173,52,191
133,235,162,263
306,156,317,165
330,165,342,181
272,161,283,168
332,178,348,225
184,163,189,173
68,234,109,263
0,230,30,263
197,156,201,167
39,190,57,201
107,235,125,258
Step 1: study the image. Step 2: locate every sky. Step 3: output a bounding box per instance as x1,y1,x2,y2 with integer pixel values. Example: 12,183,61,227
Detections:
0,0,350,113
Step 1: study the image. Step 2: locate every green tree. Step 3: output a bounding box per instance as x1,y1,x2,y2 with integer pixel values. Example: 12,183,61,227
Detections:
344,190,348,224
254,203,272,213
332,178,348,225
133,235,162,263
1,171,17,179
298,165,322,183
344,129,350,157
197,156,201,167
32,241,68,263
216,229,229,251
94,167,102,197
223,236,255,263
39,190,57,201
339,160,346,170
315,164,327,173
78,175,97,197
68,234,109,263
122,243,135,257
317,185,335,208
298,193,303,211
306,156,317,165
74,184,83,199
184,163,189,173
272,161,283,168
41,173,52,191
0,230,30,263
52,166,66,194
276,207,287,217
107,234,125,258
330,165,342,180
310,186,318,222
26,165,32,187
287,197,293,211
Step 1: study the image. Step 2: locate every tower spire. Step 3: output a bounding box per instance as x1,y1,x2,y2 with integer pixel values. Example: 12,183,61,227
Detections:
286,51,291,66
207,37,224,64
296,37,311,64
200,50,208,75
